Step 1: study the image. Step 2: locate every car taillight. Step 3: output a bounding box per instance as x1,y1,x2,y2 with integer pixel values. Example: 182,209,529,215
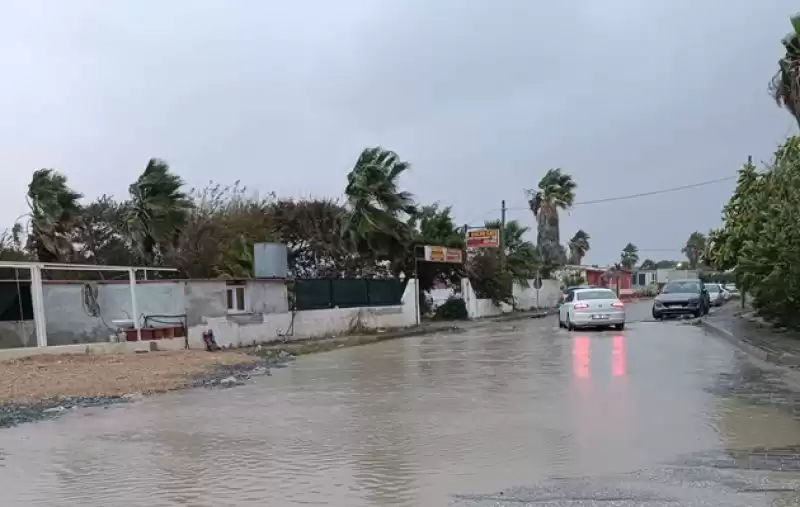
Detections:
573,303,589,309
611,301,624,309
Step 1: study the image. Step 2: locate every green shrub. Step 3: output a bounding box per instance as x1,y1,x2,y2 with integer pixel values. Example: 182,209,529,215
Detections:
434,297,468,320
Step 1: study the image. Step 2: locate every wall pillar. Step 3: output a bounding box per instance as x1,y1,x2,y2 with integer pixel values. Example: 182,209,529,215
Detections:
30,265,47,347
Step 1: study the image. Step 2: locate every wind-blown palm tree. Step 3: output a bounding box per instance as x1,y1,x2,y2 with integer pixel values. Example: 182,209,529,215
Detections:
681,231,707,270
27,169,83,262
126,158,193,265
567,229,591,265
527,168,576,272
770,14,800,128
342,147,417,258
484,219,539,283
620,243,640,269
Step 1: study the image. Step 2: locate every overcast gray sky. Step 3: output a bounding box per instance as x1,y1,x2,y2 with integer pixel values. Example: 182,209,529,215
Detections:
0,0,796,264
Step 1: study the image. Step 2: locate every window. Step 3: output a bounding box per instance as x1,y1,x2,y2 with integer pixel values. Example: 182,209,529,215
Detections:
662,281,700,294
226,285,246,313
577,289,617,301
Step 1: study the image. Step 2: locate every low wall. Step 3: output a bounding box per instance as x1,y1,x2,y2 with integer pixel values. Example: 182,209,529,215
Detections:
513,279,562,310
461,278,561,320
186,279,419,349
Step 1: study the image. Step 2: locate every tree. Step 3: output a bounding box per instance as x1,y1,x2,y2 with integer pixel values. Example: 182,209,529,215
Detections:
411,204,463,249
269,197,361,278
26,169,83,262
639,259,656,270
467,249,512,305
619,243,639,269
126,158,193,266
706,157,762,272
681,231,707,270
72,196,136,267
341,147,417,262
770,14,800,128
0,224,29,261
707,137,800,328
567,229,590,265
526,168,576,275
484,219,539,285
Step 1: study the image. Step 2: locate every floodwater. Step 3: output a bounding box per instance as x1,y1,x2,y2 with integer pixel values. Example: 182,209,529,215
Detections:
3,302,800,506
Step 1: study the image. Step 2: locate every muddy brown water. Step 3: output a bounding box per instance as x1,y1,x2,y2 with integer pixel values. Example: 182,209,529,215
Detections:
2,304,800,506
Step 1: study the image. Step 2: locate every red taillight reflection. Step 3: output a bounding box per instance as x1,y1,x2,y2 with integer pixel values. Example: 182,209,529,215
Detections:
573,336,590,378
573,303,589,310
612,335,626,377
611,301,624,309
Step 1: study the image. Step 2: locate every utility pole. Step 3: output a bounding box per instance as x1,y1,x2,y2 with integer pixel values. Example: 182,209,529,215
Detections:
499,200,506,268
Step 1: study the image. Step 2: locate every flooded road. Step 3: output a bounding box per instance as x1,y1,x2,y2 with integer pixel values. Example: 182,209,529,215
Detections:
2,302,800,506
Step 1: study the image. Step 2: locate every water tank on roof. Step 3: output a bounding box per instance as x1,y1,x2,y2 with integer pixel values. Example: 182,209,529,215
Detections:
254,242,288,279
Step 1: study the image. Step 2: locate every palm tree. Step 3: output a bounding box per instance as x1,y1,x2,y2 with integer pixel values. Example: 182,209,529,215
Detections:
126,158,193,265
770,14,800,128
342,147,417,258
27,169,83,262
527,168,576,272
484,219,539,283
620,243,639,269
567,229,591,265
681,231,707,270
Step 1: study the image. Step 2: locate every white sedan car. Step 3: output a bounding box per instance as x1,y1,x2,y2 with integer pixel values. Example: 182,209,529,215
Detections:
559,287,626,331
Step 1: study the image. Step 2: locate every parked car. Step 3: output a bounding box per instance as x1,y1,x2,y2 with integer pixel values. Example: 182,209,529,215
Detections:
652,280,709,319
704,283,725,307
559,287,625,331
725,284,741,298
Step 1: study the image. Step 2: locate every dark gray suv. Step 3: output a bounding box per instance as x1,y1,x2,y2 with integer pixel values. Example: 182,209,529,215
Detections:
652,279,709,319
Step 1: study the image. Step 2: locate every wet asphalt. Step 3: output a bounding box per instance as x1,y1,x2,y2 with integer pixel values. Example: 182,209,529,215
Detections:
1,301,800,506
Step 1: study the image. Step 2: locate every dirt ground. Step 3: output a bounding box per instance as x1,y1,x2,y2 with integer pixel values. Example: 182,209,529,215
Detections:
0,350,256,403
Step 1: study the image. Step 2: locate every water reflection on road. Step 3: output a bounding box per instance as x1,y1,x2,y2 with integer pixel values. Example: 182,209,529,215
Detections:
2,303,800,506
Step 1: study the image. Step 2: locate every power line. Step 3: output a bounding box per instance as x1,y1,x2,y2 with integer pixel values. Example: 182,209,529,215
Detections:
504,175,737,211
463,175,737,226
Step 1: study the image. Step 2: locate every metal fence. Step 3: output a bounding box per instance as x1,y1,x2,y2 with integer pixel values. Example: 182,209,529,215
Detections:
294,278,403,310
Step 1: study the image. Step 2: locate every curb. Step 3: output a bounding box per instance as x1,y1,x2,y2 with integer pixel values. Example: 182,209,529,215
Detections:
489,309,558,323
700,319,777,364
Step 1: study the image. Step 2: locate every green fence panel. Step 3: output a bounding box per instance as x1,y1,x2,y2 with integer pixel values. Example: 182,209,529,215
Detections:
367,279,402,306
294,279,333,310
331,279,369,308
295,278,404,310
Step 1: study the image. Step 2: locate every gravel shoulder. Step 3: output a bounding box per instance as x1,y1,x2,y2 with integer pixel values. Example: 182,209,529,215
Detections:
0,323,469,429
0,350,277,428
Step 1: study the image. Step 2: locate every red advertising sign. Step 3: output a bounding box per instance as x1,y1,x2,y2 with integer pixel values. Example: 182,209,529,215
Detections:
423,246,463,263
466,228,500,248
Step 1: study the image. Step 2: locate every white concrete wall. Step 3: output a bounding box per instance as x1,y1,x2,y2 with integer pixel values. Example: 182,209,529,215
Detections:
38,279,288,346
513,279,562,310
186,279,419,349
43,281,185,345
462,278,561,319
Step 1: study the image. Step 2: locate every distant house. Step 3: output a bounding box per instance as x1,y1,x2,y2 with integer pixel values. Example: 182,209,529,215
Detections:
633,268,699,287
560,265,633,294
